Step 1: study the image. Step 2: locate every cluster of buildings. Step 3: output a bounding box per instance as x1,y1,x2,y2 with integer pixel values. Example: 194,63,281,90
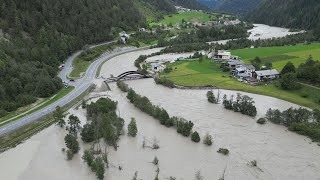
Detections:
209,50,280,83
192,19,241,28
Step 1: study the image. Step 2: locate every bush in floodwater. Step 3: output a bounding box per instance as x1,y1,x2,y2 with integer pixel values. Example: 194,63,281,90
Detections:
117,81,129,92
152,156,159,165
257,118,267,124
154,77,175,88
128,118,138,137
203,133,213,146
177,119,194,137
207,91,218,104
217,148,229,155
191,131,201,142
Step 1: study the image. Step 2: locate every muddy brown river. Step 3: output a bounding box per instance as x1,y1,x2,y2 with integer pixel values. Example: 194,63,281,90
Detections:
0,48,319,180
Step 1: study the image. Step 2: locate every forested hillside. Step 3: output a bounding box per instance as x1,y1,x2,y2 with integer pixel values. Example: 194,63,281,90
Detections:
217,0,262,15
0,0,147,117
171,0,207,10
198,0,261,15
247,0,320,29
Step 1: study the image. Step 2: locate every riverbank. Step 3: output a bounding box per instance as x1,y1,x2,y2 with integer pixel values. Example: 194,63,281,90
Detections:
161,57,320,110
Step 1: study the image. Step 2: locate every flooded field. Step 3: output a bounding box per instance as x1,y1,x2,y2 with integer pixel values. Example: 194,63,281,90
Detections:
0,48,319,180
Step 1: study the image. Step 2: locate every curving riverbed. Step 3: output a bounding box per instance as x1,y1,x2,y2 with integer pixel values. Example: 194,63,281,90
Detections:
0,48,319,180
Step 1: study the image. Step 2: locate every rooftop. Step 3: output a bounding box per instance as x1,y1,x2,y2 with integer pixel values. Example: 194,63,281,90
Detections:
255,69,279,76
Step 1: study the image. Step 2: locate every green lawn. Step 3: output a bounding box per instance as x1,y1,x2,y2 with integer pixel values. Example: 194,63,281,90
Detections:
150,11,218,26
162,59,320,109
231,43,320,71
0,86,75,127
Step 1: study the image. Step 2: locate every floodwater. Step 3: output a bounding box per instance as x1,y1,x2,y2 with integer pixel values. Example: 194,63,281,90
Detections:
208,24,303,45
0,48,319,180
248,24,303,40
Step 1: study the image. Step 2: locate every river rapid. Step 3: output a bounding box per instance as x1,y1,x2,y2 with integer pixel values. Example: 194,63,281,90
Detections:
0,48,319,180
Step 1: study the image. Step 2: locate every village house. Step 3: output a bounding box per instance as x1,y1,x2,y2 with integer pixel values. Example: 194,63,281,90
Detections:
225,60,244,68
254,69,280,81
234,65,256,78
214,50,231,60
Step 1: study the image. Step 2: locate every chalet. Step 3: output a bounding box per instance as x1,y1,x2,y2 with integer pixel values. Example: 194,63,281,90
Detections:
225,60,244,68
254,69,280,81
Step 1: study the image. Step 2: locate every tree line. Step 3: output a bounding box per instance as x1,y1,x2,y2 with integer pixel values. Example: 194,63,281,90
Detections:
222,93,257,117
117,82,201,142
266,107,320,142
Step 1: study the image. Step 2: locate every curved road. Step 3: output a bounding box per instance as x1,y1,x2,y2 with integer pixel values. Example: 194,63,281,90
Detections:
0,44,143,136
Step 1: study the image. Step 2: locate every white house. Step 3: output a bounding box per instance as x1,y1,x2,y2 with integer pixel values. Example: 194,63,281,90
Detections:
151,63,165,72
254,69,280,81
119,31,130,43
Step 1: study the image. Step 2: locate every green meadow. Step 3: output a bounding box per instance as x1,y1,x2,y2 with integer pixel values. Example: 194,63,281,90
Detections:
162,59,320,109
231,43,320,71
150,11,218,26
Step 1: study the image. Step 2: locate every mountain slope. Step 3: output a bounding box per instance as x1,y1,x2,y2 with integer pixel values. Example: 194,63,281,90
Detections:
247,0,320,29
171,0,207,10
0,0,169,116
198,0,261,15
217,0,262,15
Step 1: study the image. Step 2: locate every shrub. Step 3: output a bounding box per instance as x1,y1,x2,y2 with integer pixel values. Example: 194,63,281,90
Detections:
128,118,138,137
191,131,201,142
154,77,175,88
117,81,129,92
203,133,213,146
256,118,267,124
66,149,74,160
217,148,229,155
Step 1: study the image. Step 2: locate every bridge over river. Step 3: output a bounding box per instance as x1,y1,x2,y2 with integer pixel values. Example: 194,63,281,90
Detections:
104,71,153,83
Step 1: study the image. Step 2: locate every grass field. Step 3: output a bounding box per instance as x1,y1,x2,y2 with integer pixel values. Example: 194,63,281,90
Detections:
231,43,320,71
0,86,75,127
150,11,218,26
162,59,320,109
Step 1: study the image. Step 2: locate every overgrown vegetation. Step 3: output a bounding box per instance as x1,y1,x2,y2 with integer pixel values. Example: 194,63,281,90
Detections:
222,93,257,117
266,107,320,142
118,83,196,141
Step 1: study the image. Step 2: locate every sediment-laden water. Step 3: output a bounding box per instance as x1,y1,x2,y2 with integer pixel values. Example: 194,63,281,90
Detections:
0,44,319,180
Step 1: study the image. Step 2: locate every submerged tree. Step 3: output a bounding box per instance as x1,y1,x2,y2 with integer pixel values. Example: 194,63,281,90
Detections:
191,131,201,143
67,114,81,136
128,118,138,137
203,133,213,146
64,133,80,157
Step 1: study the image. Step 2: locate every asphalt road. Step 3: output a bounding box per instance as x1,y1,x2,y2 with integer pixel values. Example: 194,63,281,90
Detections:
0,44,140,136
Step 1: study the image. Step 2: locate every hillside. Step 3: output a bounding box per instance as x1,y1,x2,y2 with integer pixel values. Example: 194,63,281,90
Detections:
171,0,207,10
0,0,181,117
247,0,320,29
198,0,261,15
217,0,262,15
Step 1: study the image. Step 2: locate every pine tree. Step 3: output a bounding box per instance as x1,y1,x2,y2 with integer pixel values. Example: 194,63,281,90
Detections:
128,118,138,137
